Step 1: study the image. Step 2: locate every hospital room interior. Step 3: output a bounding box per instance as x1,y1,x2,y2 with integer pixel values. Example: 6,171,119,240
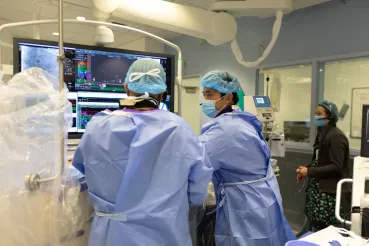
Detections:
1,0,369,245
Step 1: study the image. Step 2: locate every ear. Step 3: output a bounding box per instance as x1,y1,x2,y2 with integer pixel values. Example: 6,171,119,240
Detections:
124,83,131,96
224,93,233,104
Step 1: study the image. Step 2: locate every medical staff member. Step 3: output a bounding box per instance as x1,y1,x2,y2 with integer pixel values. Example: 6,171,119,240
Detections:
297,100,349,231
198,71,295,246
73,58,213,246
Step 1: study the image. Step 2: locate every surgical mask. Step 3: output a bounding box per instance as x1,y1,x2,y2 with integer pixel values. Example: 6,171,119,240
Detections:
201,95,229,118
315,116,327,128
201,99,218,118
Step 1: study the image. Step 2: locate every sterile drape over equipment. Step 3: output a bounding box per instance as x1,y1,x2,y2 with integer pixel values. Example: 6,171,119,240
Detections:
0,68,92,245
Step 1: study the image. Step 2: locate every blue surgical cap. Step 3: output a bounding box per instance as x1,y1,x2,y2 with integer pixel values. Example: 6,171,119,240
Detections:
125,58,167,94
201,71,240,94
318,100,339,123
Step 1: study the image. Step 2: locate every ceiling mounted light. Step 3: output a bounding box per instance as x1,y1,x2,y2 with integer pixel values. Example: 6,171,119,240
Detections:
52,32,59,36
77,16,86,21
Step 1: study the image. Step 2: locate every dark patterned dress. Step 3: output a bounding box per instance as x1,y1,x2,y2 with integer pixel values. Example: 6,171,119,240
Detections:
305,138,344,230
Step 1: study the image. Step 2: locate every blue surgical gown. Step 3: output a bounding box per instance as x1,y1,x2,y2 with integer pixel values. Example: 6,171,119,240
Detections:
199,111,295,246
73,109,213,246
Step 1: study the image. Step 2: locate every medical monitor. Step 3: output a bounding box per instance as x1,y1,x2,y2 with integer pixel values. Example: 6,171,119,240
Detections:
253,96,272,108
14,38,175,138
361,105,369,158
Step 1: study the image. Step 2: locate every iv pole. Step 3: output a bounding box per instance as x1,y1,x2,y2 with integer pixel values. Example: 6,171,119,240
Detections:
0,1,183,190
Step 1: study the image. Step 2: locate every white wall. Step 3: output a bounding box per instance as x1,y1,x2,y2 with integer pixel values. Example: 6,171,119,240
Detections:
118,37,165,54
0,29,14,81
118,37,146,52
144,38,165,54
181,77,201,135
0,44,13,82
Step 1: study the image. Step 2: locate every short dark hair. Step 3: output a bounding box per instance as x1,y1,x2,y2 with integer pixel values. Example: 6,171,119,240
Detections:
232,92,239,105
221,92,239,105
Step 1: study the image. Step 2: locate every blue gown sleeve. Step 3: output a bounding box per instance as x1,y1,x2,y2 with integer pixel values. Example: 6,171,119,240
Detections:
72,131,90,175
179,122,213,206
72,147,85,175
72,113,101,175
198,122,228,172
187,144,213,206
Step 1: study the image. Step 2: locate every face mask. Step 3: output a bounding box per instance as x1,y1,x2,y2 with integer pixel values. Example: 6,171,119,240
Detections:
201,99,219,118
315,116,327,128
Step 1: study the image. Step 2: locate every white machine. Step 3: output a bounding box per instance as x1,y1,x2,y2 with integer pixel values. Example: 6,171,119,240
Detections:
244,95,275,122
336,105,369,237
336,157,369,236
244,95,285,174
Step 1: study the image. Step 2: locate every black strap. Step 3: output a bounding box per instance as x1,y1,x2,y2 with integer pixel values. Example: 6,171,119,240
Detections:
215,105,233,118
120,98,159,109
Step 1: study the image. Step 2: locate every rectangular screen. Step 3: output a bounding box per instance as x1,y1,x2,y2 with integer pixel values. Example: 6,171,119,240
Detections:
14,38,175,138
253,96,272,108
361,105,369,158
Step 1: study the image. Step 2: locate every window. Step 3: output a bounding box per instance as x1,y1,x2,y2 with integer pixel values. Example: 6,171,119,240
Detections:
321,57,369,150
262,65,312,144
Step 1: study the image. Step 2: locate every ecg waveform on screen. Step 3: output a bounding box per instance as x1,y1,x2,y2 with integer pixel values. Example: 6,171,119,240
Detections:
79,105,118,129
79,108,102,129
81,108,103,116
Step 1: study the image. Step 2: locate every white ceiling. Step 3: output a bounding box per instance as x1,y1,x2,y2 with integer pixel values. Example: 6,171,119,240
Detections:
0,0,183,48
0,0,330,48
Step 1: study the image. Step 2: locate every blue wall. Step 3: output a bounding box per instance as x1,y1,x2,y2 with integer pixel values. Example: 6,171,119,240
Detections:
167,0,369,94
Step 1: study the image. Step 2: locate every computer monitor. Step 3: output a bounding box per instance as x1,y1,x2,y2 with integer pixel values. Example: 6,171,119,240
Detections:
14,38,175,138
253,96,272,108
361,105,369,158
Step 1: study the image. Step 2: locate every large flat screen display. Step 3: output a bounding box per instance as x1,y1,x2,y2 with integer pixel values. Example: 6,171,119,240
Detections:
14,38,175,138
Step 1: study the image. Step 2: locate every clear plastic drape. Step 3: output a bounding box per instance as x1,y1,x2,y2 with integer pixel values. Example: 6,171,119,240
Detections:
0,68,92,245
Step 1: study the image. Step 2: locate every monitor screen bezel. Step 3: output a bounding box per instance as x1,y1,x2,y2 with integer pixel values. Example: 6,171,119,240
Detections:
253,96,272,108
361,104,369,158
13,38,176,139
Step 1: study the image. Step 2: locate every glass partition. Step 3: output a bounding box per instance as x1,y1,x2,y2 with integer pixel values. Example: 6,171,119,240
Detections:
262,65,312,144
320,57,369,150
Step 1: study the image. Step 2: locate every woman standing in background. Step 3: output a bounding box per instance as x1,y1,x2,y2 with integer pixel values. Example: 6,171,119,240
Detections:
297,100,350,231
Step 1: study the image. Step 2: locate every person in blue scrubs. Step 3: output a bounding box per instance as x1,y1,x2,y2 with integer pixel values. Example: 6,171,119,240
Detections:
198,70,295,246
73,58,213,246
